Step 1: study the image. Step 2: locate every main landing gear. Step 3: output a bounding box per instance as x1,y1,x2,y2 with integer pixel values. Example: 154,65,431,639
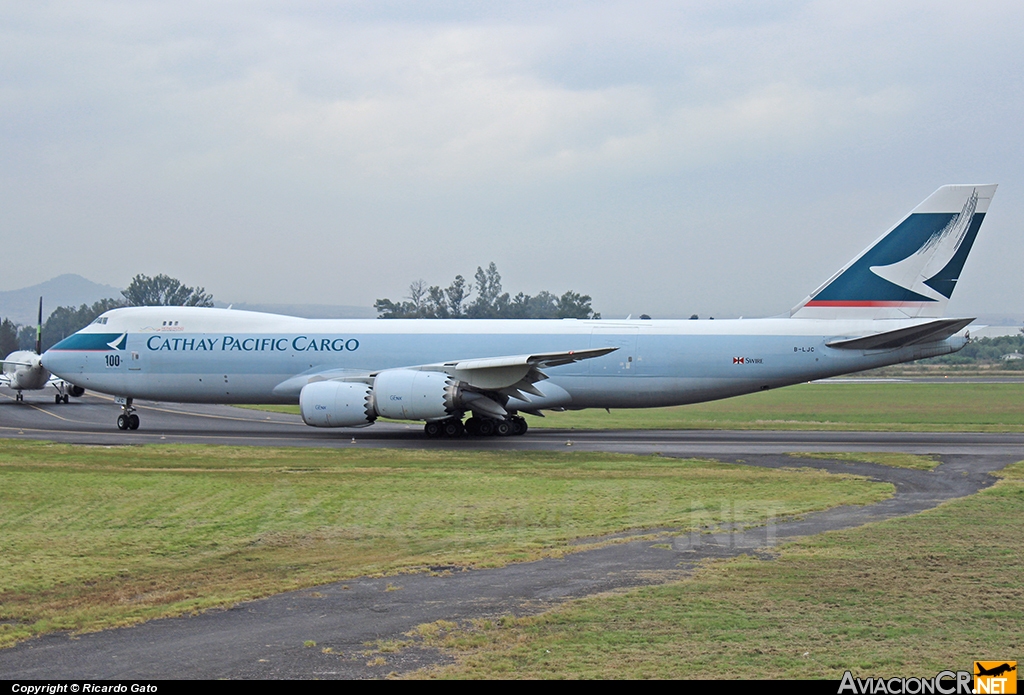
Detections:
116,397,140,431
424,415,528,438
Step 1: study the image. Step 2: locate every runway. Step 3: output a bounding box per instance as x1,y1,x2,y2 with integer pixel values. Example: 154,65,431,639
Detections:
1,390,1023,678
3,391,1024,456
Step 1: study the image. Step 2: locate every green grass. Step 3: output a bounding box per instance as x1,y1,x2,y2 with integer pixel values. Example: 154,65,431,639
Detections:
789,453,941,471
529,383,1024,432
238,382,1024,432
0,441,890,648
409,462,1024,679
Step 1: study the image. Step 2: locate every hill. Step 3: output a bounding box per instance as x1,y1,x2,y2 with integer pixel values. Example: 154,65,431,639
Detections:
0,274,122,325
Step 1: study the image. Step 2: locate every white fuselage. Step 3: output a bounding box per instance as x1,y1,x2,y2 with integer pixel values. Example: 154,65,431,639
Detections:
41,306,966,412
2,350,49,392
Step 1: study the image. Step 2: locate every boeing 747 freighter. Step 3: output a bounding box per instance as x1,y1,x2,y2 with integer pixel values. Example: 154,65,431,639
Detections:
41,184,997,435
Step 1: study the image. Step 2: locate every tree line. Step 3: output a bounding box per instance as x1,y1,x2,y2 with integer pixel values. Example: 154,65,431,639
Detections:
375,263,600,319
922,332,1024,367
1,274,213,354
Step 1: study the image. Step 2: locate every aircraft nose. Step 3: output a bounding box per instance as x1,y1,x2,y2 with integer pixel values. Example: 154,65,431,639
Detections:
40,349,65,375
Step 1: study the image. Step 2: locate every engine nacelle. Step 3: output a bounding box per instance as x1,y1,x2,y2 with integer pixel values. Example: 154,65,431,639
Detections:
299,380,375,428
68,384,85,398
372,369,457,421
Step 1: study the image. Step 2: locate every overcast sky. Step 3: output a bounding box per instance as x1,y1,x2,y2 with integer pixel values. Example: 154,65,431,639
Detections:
2,1,1022,319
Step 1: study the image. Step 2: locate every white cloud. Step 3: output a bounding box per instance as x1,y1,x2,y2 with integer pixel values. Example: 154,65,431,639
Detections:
1,1,1021,318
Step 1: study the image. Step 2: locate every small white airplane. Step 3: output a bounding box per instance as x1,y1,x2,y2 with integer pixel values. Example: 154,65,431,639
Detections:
1,298,82,403
41,184,997,435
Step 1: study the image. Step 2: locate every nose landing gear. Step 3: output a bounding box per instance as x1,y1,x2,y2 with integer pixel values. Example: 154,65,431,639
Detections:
52,381,71,404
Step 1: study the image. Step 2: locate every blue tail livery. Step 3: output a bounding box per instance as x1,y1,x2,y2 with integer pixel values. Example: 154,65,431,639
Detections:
792,184,997,319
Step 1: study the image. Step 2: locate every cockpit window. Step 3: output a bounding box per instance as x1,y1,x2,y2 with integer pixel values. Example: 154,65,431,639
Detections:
92,317,108,325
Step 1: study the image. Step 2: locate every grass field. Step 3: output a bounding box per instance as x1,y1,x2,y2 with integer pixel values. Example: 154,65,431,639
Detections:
788,452,941,471
530,382,1024,431
0,441,891,648
241,382,1024,432
407,462,1024,679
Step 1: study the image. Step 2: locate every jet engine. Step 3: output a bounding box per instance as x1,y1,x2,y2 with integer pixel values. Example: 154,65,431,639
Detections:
299,369,511,428
372,369,459,421
299,380,375,427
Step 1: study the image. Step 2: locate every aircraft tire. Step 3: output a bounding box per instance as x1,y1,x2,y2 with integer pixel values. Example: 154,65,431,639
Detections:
128,414,140,430
494,420,512,437
63,394,69,404
424,421,443,437
117,414,129,431
512,416,527,436
55,394,62,404
443,419,465,437
476,419,495,437
464,417,480,435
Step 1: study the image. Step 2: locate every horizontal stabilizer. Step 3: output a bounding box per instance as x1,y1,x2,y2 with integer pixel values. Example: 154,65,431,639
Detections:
826,318,974,350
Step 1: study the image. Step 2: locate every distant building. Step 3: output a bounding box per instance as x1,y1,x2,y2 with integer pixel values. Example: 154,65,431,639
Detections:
1001,352,1023,361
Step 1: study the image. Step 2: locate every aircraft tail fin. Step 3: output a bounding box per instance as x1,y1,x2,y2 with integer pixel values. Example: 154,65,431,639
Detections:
35,297,43,355
791,184,997,319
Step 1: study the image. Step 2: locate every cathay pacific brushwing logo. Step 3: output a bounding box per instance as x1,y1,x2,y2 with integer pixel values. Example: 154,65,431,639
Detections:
869,189,978,301
807,187,984,306
49,332,129,352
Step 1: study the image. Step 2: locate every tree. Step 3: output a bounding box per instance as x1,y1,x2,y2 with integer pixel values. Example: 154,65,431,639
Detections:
444,275,468,317
375,263,600,319
373,280,428,319
555,290,598,319
375,274,473,319
17,325,37,351
122,274,214,307
0,318,19,356
466,263,504,318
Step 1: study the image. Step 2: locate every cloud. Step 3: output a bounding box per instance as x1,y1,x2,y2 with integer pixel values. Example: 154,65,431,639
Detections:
1,1,1021,317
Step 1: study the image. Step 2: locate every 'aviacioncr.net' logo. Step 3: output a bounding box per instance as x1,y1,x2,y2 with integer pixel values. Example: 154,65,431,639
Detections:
974,662,1017,694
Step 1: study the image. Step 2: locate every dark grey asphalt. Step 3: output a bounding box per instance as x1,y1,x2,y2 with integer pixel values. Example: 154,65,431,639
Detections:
4,390,1024,456
1,390,1022,679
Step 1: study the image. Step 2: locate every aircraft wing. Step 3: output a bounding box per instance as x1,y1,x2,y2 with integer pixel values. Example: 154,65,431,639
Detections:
414,346,616,395
1,358,36,368
273,346,616,405
826,318,974,350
